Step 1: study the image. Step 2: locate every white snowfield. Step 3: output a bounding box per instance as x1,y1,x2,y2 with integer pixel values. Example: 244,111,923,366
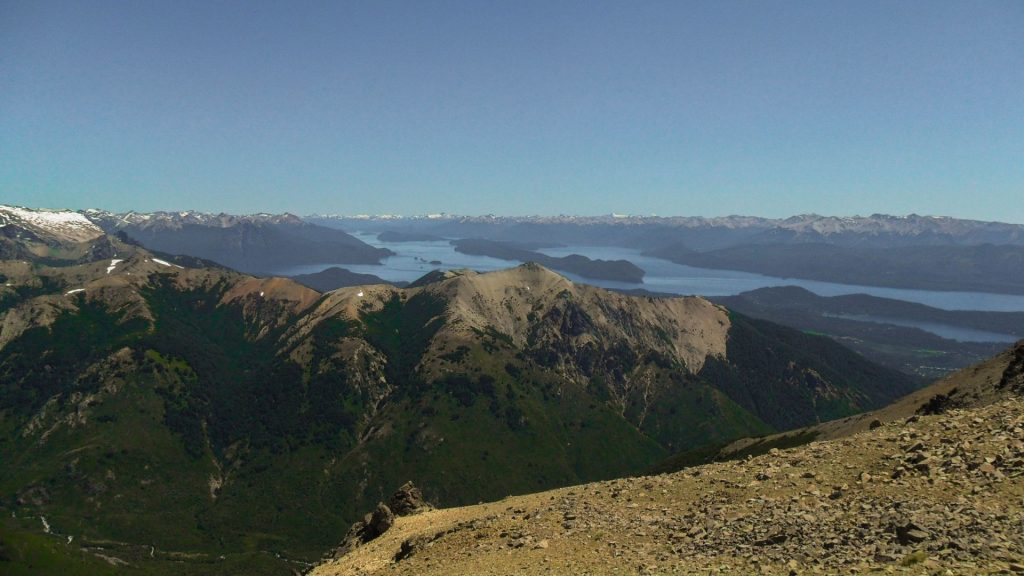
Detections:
0,205,104,242
107,259,123,274
65,288,86,296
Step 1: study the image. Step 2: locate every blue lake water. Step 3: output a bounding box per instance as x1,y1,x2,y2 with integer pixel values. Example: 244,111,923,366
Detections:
273,234,1024,316
822,314,1019,344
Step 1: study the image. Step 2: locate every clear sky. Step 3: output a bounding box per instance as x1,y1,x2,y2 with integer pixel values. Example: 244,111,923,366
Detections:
2,1,1022,221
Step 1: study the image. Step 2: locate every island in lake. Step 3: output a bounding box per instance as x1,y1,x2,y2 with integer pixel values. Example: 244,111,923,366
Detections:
451,238,644,283
290,267,405,292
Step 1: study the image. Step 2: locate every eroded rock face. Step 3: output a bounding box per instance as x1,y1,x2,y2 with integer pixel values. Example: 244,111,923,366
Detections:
329,482,434,559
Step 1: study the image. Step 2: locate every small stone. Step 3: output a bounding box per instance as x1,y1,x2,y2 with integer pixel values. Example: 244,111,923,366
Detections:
894,522,930,545
901,551,927,566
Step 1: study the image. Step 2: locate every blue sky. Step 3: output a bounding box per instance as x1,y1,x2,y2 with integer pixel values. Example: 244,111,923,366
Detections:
2,1,1022,221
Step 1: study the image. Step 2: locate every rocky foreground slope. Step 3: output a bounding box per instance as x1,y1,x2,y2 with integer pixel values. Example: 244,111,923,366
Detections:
705,340,1024,463
312,346,1024,575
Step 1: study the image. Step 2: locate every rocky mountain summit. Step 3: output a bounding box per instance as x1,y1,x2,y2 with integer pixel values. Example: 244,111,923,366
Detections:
1,205,104,244
0,204,110,264
311,344,1024,576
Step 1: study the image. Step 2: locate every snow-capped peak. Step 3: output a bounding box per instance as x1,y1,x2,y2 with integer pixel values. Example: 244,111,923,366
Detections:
0,205,104,243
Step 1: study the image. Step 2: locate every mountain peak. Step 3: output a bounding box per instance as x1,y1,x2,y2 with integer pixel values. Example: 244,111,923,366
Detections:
0,205,104,243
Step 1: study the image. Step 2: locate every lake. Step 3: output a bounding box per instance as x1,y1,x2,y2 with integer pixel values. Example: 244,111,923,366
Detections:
272,234,1024,314
822,313,1019,344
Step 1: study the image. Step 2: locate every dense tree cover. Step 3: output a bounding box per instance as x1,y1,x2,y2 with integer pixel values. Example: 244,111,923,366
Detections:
0,296,148,414
699,313,919,431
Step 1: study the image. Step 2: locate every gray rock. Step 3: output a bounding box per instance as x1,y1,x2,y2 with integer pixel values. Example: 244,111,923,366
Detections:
388,481,433,516
368,503,395,537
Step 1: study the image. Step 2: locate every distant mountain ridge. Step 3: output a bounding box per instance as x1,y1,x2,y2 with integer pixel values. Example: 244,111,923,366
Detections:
0,204,116,266
713,286,1018,378
82,208,392,275
647,242,1024,295
83,208,325,230
310,212,1024,248
309,211,1024,294
1,205,104,244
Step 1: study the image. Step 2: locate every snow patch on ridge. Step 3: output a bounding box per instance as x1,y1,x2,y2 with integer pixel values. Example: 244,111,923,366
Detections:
0,205,104,242
151,257,183,268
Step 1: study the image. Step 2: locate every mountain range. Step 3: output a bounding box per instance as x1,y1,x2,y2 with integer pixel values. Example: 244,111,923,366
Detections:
310,212,1024,249
312,212,1024,294
81,209,391,275
0,207,920,574
647,242,1024,295
13,205,1024,292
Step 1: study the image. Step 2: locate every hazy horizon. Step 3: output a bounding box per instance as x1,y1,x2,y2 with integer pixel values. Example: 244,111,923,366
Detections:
7,202,1024,226
6,202,1024,226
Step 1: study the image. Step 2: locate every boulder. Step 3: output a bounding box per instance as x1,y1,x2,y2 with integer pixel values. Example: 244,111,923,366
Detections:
388,481,434,516
327,482,434,559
